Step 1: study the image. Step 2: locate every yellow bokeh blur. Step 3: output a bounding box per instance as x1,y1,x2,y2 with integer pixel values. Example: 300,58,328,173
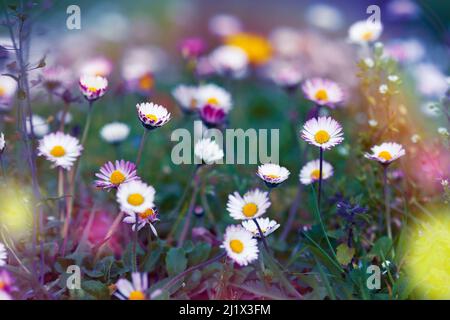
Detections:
405,210,450,299
225,32,272,65
0,179,33,241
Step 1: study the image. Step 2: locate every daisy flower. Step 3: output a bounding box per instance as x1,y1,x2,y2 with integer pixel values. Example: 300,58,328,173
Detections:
0,270,15,292
221,225,259,266
171,84,198,113
0,242,7,266
0,291,12,300
299,159,334,185
95,160,139,190
266,60,302,91
80,57,113,77
209,14,242,37
194,138,224,164
117,180,155,214
114,273,148,300
242,218,280,238
123,207,159,236
37,132,83,170
301,116,344,150
196,84,232,126
25,115,50,138
179,37,207,60
41,66,73,92
79,75,108,101
348,20,383,44
136,102,171,130
226,189,271,220
256,163,290,187
100,122,130,144
302,78,344,107
0,75,17,109
0,133,5,154
209,45,248,78
364,142,406,165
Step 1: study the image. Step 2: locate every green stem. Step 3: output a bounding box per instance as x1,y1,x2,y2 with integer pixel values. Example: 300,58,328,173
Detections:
383,165,392,239
80,101,94,147
135,129,148,169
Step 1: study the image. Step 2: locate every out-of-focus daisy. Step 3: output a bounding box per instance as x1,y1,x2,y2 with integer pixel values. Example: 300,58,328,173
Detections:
56,111,73,125
121,46,166,79
365,142,406,165
242,217,280,238
301,116,344,150
256,163,290,187
305,4,344,31
265,60,302,91
0,270,15,295
379,84,388,94
368,119,378,127
412,63,448,98
225,32,272,65
438,127,449,136
208,14,242,37
209,45,248,78
100,122,130,144
117,180,155,214
79,75,108,101
179,37,206,60
95,160,139,191
227,189,271,220
299,159,334,185
0,291,12,300
0,75,17,109
0,133,5,154
385,39,425,64
114,273,148,300
80,57,113,77
221,225,258,266
411,134,421,144
123,207,159,236
171,84,198,113
41,66,73,92
387,0,420,20
37,132,83,170
196,84,232,126
348,20,383,44
194,138,224,164
269,27,302,59
302,78,344,108
25,115,50,138
136,102,171,130
0,242,7,266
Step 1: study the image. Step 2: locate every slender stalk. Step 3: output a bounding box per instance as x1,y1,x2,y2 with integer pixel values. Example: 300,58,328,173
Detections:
253,218,269,252
383,165,392,239
160,251,226,294
135,129,149,169
57,168,64,220
80,101,94,147
318,147,324,212
178,165,201,247
132,213,139,272
58,102,70,132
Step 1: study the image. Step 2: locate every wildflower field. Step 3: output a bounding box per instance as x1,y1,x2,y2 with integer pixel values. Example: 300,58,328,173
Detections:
0,0,449,301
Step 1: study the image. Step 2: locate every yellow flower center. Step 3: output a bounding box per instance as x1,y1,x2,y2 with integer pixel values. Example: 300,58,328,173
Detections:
206,97,219,105
242,202,258,218
127,193,144,206
88,86,98,93
311,169,321,180
0,87,5,97
145,114,158,122
378,151,392,161
139,74,154,90
189,98,197,109
129,290,145,300
139,208,154,220
315,89,328,101
230,239,244,254
266,174,280,180
362,31,373,41
0,280,5,290
50,145,66,157
109,170,125,185
314,130,330,144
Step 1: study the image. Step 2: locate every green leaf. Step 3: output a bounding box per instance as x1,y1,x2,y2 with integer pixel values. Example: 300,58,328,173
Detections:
81,280,110,300
142,247,162,272
336,243,355,266
165,247,187,277
369,236,393,258
187,242,211,266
